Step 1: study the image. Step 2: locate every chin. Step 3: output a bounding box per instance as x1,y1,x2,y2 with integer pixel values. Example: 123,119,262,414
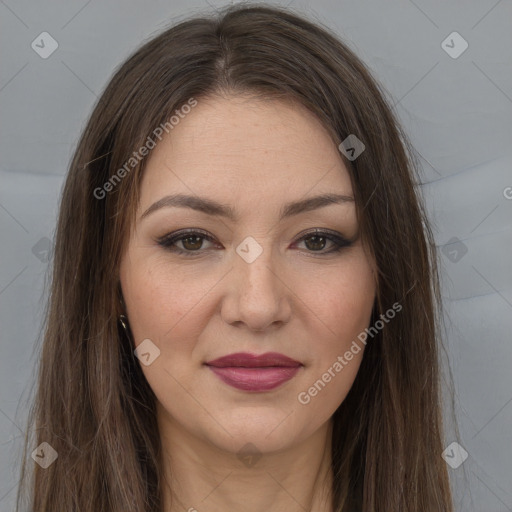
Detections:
204,407,310,454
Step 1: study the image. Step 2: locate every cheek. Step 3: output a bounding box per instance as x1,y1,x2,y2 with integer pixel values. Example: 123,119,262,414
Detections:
295,251,376,344
292,252,375,417
121,256,200,335
119,259,216,407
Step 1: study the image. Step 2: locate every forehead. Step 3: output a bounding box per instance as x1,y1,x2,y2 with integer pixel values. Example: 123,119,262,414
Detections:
138,94,353,213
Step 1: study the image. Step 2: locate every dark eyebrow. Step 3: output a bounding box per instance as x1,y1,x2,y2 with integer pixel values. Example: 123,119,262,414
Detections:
140,192,354,222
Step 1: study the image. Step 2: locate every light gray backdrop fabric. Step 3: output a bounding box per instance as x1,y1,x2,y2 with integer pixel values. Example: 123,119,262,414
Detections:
1,1,511,510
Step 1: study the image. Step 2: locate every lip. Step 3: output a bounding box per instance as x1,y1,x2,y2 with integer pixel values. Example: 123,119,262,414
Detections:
205,352,302,392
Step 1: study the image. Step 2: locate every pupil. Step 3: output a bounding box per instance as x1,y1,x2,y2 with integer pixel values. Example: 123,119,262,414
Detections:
306,235,325,251
183,236,202,250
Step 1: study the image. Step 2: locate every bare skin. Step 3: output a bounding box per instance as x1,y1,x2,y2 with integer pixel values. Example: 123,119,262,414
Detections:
119,94,376,512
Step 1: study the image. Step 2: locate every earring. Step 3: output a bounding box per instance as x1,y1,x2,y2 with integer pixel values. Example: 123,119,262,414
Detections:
119,314,130,336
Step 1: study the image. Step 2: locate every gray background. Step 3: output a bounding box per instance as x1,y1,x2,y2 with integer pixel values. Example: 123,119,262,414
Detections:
1,0,511,510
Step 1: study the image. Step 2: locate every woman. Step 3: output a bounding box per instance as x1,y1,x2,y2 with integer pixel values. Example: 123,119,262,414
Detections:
17,3,454,511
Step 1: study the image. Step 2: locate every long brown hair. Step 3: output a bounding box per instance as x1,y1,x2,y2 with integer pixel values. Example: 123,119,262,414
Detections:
16,3,454,510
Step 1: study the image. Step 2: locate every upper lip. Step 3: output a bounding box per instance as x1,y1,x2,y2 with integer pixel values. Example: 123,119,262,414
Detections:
205,352,302,368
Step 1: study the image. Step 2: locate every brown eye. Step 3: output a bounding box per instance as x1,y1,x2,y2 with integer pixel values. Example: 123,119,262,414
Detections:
157,229,217,256
180,235,206,251
294,229,353,255
303,234,328,251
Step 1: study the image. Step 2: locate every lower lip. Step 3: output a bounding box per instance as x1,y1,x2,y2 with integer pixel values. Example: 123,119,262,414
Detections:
206,365,301,391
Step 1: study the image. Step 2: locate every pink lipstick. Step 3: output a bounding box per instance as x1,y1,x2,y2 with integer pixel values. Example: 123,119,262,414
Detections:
205,352,302,391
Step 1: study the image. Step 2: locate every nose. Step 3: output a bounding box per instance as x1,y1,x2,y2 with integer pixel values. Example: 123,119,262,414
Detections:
220,243,292,332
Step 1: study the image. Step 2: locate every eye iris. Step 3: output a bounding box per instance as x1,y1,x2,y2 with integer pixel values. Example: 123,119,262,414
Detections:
182,235,203,251
304,235,326,251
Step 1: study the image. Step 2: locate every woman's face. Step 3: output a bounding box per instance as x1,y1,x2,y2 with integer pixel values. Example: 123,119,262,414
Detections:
119,94,376,455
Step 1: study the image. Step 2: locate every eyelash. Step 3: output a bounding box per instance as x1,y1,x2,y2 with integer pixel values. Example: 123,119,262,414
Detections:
156,228,353,257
